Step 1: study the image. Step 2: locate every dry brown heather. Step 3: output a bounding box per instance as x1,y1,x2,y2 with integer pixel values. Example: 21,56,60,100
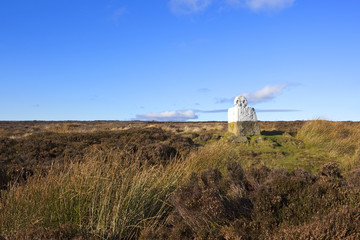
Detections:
0,120,305,138
0,120,359,239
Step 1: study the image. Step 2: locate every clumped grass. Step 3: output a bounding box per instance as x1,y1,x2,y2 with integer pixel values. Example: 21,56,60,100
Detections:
0,140,243,239
0,148,187,239
184,140,239,174
297,120,360,170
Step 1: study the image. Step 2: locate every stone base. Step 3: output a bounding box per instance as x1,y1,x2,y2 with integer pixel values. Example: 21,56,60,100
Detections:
228,121,260,136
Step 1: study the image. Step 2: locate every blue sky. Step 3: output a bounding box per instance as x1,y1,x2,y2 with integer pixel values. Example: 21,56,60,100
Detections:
1,0,359,121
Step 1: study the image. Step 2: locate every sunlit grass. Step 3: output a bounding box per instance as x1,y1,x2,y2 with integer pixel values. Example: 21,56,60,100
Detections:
1,120,359,238
297,120,360,170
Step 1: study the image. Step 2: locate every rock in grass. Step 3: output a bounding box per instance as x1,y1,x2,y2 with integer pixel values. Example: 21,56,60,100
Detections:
229,136,248,143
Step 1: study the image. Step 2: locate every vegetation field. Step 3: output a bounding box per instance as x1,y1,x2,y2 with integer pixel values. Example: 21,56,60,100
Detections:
0,120,359,239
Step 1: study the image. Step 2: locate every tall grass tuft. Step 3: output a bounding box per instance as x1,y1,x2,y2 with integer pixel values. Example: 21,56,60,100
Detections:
184,140,239,174
297,120,360,169
0,138,241,239
0,148,187,239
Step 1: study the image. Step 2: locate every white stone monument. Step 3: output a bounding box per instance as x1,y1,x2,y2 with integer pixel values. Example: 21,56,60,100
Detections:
228,96,260,136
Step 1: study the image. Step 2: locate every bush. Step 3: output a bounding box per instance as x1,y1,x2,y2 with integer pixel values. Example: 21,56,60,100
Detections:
142,161,360,240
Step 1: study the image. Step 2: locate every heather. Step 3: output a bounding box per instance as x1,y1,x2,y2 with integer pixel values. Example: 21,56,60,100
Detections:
0,120,359,239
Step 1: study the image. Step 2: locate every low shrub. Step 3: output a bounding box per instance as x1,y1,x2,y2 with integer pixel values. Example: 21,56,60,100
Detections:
143,161,360,239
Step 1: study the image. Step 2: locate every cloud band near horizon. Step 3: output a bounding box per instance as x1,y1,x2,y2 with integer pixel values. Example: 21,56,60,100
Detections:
136,110,198,121
136,83,295,121
135,108,299,121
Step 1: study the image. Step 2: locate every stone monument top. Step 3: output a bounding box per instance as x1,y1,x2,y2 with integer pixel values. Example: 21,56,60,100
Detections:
228,95,260,136
228,96,258,122
234,96,247,108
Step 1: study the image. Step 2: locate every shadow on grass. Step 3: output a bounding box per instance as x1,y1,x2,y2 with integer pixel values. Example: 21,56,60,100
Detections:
261,130,284,136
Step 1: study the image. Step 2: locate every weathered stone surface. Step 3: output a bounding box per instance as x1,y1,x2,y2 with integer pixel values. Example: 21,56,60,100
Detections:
229,136,248,143
228,96,257,122
228,106,258,122
234,95,248,108
255,136,264,143
228,121,260,136
228,96,260,136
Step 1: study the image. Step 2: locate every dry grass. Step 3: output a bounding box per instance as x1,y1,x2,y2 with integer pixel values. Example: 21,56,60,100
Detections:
297,120,360,170
1,120,360,239
0,148,187,239
0,140,239,239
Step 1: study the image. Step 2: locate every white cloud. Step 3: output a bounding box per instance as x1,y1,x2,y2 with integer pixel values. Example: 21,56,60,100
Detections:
136,84,292,121
136,110,198,121
136,107,299,122
169,0,212,14
244,0,294,11
242,84,287,103
216,84,288,104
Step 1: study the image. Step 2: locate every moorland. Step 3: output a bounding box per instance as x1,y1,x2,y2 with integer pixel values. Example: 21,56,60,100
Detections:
0,120,359,239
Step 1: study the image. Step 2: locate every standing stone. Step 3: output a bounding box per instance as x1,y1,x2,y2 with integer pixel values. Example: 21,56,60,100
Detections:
228,96,260,136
